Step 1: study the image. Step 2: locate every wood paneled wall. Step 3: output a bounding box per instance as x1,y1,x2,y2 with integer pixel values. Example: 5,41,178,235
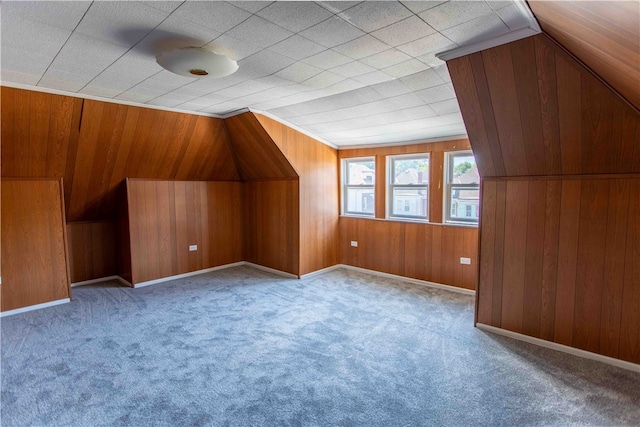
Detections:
448,34,640,179
126,180,243,285
67,221,116,283
480,177,640,364
243,180,300,275
341,218,477,290
529,0,640,112
1,87,240,222
448,33,640,363
255,114,339,276
338,140,477,290
1,179,70,311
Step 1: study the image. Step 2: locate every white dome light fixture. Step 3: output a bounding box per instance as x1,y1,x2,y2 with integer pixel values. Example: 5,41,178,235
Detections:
156,47,238,78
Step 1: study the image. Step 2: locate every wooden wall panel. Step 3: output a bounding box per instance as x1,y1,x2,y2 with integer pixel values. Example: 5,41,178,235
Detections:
255,114,339,276
126,180,243,285
243,180,299,275
340,217,477,290
448,34,640,178
67,221,117,283
529,0,640,112
478,177,640,364
1,179,70,311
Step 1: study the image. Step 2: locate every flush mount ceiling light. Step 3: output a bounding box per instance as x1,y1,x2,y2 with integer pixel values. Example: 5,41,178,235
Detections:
156,47,238,78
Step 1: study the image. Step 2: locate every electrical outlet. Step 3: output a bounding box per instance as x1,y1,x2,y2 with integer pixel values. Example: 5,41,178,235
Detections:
189,245,198,251
350,241,358,247
460,257,471,265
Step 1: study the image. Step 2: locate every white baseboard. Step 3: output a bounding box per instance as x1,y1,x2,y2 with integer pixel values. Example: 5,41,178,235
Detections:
133,262,246,288
1,298,70,317
71,275,121,287
476,323,640,373
335,264,476,296
243,262,298,279
299,264,343,279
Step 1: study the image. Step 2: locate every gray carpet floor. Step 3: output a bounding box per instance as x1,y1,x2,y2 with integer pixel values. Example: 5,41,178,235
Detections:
1,266,639,426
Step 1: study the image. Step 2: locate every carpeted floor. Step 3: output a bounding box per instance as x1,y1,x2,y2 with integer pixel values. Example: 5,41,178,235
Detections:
1,266,639,426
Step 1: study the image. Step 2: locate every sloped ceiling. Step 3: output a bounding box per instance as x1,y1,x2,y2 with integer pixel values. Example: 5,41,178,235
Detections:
529,0,640,112
1,1,538,147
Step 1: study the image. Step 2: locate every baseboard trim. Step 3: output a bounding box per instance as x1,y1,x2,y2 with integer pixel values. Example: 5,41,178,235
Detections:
243,262,298,279
337,264,476,296
1,298,71,317
299,264,343,279
133,262,246,288
71,275,121,287
476,323,640,373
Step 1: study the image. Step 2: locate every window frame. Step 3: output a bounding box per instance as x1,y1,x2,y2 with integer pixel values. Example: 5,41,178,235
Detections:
444,150,479,225
341,156,376,217
387,153,430,221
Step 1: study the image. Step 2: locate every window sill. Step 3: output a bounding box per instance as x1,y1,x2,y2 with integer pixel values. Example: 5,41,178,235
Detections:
339,216,479,229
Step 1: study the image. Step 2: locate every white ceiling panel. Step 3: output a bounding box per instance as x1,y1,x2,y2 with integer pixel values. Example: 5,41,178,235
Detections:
1,1,541,146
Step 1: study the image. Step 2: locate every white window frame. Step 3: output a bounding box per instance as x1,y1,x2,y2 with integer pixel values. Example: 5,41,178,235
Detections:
387,153,430,221
342,157,375,217
444,150,479,225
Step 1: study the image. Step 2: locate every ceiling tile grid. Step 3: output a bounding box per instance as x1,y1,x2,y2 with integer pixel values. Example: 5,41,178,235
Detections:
1,1,536,146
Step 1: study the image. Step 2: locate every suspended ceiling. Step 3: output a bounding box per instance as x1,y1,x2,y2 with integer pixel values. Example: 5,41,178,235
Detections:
1,1,538,147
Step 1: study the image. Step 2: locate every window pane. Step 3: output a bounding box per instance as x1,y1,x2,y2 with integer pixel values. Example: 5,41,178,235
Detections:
391,188,428,218
393,158,429,185
346,187,374,214
347,160,375,185
451,155,479,184
449,188,479,221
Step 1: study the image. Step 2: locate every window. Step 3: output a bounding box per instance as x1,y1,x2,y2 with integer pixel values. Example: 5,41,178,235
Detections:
445,151,479,224
342,157,375,216
388,154,429,220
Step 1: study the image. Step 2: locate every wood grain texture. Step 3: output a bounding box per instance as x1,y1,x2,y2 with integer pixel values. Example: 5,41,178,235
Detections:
529,0,640,112
448,34,640,178
477,176,640,364
67,221,116,283
339,217,477,290
126,180,243,284
255,114,340,276
1,179,70,311
243,180,300,275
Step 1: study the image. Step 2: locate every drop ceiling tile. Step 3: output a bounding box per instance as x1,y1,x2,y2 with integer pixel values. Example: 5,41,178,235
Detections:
415,83,456,104
1,69,41,86
227,16,294,49
1,46,52,79
433,64,452,83
302,71,346,89
382,59,429,78
441,13,509,45
216,80,271,98
257,2,333,32
371,16,436,47
142,1,183,14
396,32,457,57
227,1,272,14
496,4,533,30
369,79,413,98
429,98,461,115
276,62,324,84
79,85,123,98
104,50,163,80
325,79,366,94
302,50,353,69
487,1,514,11
333,35,389,60
143,69,195,87
172,2,252,34
401,1,449,14
146,94,190,108
418,1,494,31
2,17,72,58
415,52,446,68
306,105,437,133
50,33,129,77
1,1,90,31
300,16,365,48
75,1,169,47
206,35,262,61
352,71,395,85
83,71,146,95
338,1,412,32
255,75,298,88
400,68,444,91
38,69,88,92
149,15,222,52
359,48,411,69
237,50,296,78
268,35,327,61
316,1,363,14
331,61,376,78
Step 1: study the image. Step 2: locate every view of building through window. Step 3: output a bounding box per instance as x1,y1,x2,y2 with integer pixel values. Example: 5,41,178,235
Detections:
446,152,479,223
343,158,375,215
389,155,429,219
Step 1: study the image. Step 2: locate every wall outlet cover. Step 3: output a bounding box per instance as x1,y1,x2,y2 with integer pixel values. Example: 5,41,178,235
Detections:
460,257,471,265
189,245,198,251
350,241,358,247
